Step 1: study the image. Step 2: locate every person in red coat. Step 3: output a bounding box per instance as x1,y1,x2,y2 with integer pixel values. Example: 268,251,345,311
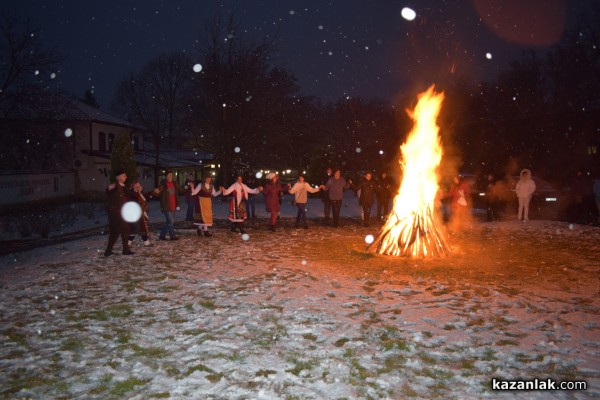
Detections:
262,173,290,231
445,175,472,231
153,171,185,241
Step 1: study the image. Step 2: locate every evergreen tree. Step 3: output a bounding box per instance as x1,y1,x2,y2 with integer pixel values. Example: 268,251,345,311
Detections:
110,133,137,184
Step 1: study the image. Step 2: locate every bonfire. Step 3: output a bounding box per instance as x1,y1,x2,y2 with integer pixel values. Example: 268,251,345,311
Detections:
369,86,450,257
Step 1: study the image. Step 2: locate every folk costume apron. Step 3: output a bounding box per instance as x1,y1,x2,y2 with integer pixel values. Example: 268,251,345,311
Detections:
193,183,216,228
228,185,247,222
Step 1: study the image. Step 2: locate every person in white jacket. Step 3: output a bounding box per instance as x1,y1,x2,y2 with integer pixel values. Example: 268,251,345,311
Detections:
515,168,536,222
288,175,320,228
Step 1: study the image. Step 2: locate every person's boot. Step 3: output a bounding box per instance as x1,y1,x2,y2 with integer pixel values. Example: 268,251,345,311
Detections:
204,230,212,237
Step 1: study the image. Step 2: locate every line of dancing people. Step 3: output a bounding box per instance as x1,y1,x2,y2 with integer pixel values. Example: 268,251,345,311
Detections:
104,167,397,255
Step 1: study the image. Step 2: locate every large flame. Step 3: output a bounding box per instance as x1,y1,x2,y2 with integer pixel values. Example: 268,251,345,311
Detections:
369,86,450,257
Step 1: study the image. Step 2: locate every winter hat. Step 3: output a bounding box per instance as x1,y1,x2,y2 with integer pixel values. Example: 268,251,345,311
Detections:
266,172,276,180
114,168,127,177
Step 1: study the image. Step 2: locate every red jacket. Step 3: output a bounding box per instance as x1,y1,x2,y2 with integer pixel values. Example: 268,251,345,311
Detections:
263,183,286,213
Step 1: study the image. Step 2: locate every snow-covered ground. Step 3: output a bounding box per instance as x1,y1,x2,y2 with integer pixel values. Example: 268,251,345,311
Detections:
1,192,599,399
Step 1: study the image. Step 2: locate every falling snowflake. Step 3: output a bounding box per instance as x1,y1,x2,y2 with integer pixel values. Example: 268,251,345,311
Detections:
121,202,142,223
401,7,416,21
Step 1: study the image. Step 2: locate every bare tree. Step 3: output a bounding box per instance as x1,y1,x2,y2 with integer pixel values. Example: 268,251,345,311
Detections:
189,14,301,183
111,52,193,185
0,12,62,94
0,118,71,170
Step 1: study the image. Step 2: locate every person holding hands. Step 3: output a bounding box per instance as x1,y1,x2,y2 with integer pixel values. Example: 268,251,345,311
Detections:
189,176,222,237
288,175,320,229
222,175,262,234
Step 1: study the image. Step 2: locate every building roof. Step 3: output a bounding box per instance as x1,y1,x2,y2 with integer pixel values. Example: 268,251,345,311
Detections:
136,149,215,168
0,93,137,128
84,149,214,169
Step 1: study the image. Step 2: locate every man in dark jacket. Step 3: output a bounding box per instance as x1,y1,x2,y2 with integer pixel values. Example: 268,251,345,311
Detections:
321,168,352,228
376,171,394,220
184,172,196,221
353,171,377,227
321,167,333,220
104,169,135,256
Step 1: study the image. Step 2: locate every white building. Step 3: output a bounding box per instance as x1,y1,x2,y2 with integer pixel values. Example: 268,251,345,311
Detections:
0,93,214,205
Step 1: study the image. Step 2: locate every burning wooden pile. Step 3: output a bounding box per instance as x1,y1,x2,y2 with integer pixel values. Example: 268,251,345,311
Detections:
369,86,450,257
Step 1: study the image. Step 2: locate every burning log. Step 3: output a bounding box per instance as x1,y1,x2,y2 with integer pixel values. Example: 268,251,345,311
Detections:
369,205,449,257
368,86,450,257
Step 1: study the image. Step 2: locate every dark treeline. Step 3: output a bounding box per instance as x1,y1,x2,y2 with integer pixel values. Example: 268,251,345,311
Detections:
1,9,599,188
109,10,600,187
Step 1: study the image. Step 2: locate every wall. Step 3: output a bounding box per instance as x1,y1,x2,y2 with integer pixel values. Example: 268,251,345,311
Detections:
0,171,75,206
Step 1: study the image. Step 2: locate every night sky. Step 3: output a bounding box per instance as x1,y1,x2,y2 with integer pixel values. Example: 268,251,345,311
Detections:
4,0,591,108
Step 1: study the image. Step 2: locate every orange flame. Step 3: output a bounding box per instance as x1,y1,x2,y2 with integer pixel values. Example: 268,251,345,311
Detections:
369,86,449,257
